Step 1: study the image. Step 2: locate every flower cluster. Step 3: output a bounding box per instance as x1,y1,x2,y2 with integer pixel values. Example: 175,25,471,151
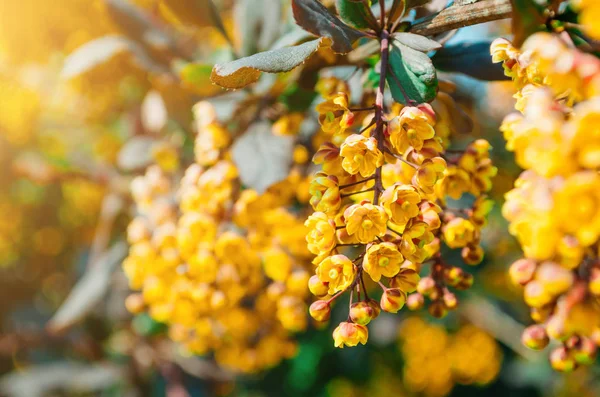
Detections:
306,79,496,347
493,33,600,371
399,317,502,397
123,102,314,373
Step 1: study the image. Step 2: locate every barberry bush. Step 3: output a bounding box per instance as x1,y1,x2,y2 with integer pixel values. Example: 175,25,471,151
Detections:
1,0,600,396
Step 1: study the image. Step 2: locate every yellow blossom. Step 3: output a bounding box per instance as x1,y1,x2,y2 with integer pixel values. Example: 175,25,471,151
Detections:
443,218,477,249
363,242,404,282
344,202,388,243
316,254,356,294
388,106,435,153
309,172,341,214
316,92,355,135
380,184,421,229
305,212,337,260
332,321,368,348
339,134,384,177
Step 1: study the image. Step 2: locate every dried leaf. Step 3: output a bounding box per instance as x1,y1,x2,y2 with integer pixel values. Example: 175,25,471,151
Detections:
335,0,378,30
211,38,326,89
47,242,128,334
292,0,365,54
231,121,294,193
432,41,509,81
393,32,441,52
387,42,438,105
61,35,166,79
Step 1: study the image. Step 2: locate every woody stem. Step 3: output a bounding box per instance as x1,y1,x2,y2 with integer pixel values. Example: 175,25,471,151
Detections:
372,29,390,206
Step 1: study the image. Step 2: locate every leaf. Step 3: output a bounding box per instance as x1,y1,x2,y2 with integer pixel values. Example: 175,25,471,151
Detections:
231,121,295,194
292,0,365,54
348,40,380,62
211,38,326,89
387,42,438,105
0,362,124,397
61,35,166,79
393,32,441,52
160,0,227,39
117,136,157,171
388,0,406,25
432,41,509,81
335,0,378,30
510,0,546,47
46,242,128,334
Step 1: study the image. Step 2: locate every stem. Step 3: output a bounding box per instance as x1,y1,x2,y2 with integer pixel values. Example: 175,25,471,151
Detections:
339,176,375,189
360,273,370,301
341,187,375,198
379,0,386,29
372,29,390,206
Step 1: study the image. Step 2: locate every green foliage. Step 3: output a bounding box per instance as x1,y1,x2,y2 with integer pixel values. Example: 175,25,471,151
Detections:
335,0,378,30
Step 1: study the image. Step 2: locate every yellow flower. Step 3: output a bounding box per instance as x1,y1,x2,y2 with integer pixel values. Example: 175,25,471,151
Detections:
316,92,355,134
363,242,404,282
332,321,368,348
413,157,447,194
388,106,435,153
573,0,600,39
305,212,337,260
400,221,434,263
272,112,304,136
380,184,421,229
344,202,388,243
443,218,477,249
316,254,356,294
437,166,471,200
309,172,341,214
555,171,600,246
339,134,384,177
194,123,230,167
313,142,344,176
566,99,600,169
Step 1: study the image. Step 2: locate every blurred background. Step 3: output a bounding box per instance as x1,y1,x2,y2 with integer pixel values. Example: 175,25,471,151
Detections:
0,0,597,396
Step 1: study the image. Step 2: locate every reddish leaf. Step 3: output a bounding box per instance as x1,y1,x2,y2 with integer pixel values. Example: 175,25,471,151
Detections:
292,0,365,54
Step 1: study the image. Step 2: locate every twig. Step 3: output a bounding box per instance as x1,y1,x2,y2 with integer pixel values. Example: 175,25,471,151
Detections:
409,0,512,36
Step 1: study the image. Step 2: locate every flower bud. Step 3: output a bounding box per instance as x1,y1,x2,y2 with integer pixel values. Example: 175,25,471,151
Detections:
309,300,331,322
455,273,474,290
522,325,549,350
546,315,570,341
308,275,329,298
380,288,406,313
125,293,145,314
589,268,600,296
572,337,597,365
428,300,448,318
444,266,464,287
462,244,484,265
509,258,536,286
443,292,458,310
350,301,376,325
536,261,574,295
417,276,436,296
550,346,577,372
530,306,551,323
366,298,381,319
406,293,424,310
524,280,553,308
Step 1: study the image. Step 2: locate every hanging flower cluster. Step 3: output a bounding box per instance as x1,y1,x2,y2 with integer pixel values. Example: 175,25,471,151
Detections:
123,102,314,373
398,317,502,397
493,32,600,371
306,79,496,347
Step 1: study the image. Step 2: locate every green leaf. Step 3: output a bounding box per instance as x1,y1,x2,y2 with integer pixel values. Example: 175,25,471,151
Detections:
510,0,546,47
393,32,440,52
387,42,437,105
292,0,365,54
211,38,325,89
335,0,378,30
432,41,509,81
388,0,406,26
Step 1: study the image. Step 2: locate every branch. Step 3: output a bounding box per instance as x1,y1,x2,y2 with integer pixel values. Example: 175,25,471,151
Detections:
409,0,512,36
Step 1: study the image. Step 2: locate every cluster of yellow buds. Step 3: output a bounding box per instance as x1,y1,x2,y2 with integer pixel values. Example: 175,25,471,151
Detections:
123,101,315,373
399,317,502,397
493,33,600,371
306,79,496,347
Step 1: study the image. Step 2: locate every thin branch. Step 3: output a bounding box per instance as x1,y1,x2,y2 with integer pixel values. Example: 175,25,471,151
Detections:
409,0,512,37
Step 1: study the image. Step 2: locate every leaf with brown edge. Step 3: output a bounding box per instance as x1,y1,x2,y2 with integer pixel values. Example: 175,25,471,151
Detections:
292,0,365,54
211,38,327,89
